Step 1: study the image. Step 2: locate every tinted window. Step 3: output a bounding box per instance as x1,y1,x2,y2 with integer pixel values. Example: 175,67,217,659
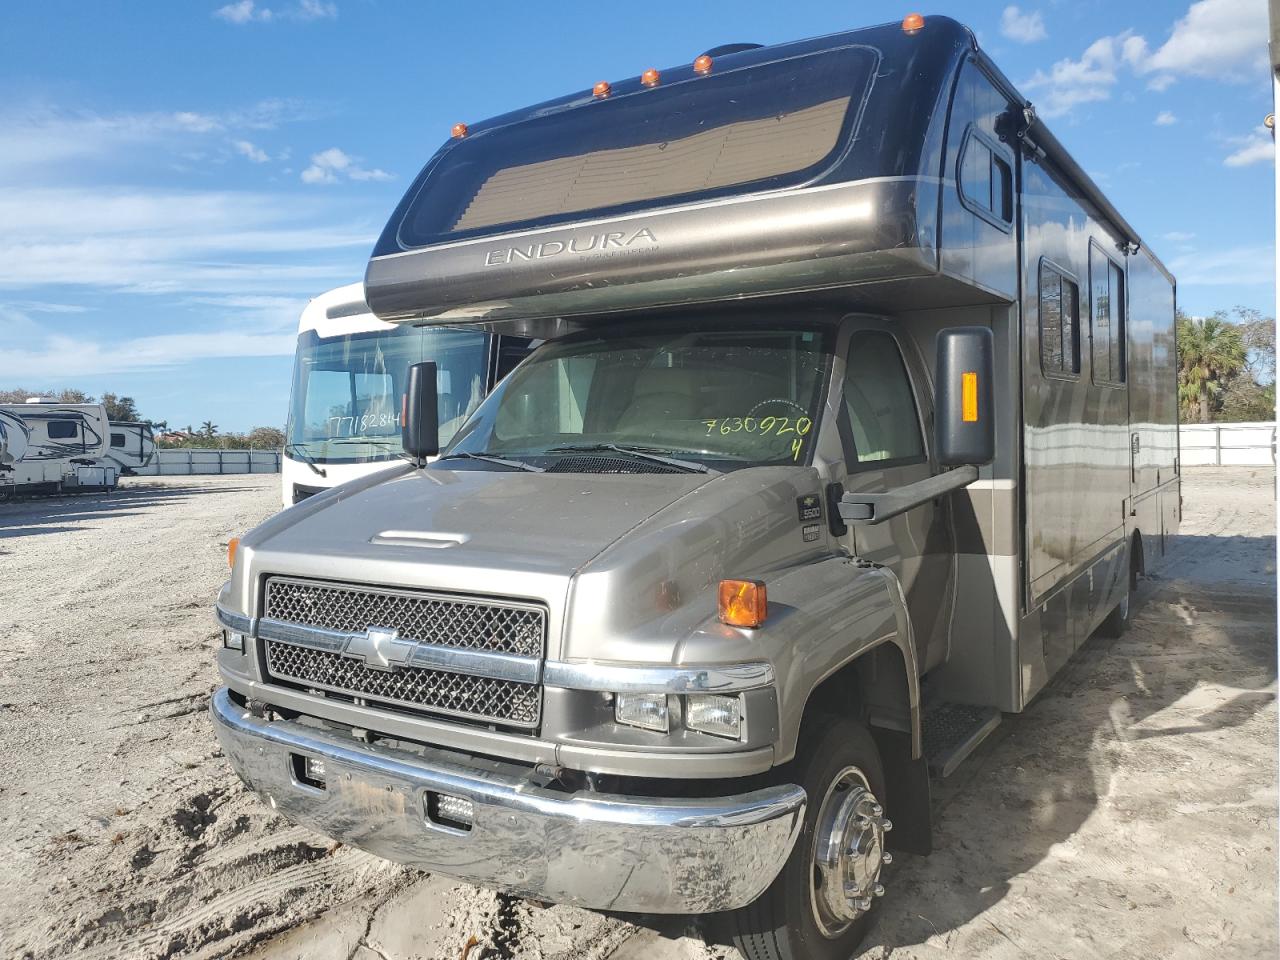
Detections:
842,332,924,465
1040,262,1080,376
111,432,126,447
396,48,876,246
1090,246,1126,385
959,129,1013,225
47,421,78,439
448,324,832,469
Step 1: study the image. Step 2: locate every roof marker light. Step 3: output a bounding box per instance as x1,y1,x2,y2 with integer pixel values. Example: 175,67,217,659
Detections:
451,122,469,139
641,68,660,87
593,80,612,98
693,54,713,75
902,12,925,34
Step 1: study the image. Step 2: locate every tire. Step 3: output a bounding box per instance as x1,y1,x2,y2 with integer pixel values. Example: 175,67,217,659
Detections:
726,715,889,960
1098,540,1139,639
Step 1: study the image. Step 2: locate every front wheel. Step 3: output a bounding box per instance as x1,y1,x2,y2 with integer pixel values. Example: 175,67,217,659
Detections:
725,715,891,960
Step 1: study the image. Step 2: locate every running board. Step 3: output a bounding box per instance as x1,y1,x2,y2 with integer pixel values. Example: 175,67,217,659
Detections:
922,703,1002,778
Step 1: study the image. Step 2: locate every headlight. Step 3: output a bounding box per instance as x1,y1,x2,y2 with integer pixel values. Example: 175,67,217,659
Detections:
615,693,669,732
686,693,743,739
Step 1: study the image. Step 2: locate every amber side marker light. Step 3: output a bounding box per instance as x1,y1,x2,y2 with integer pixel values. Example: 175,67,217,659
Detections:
902,12,925,34
693,54,713,75
962,371,979,423
451,122,469,139
227,537,240,570
641,68,660,87
719,579,768,628
593,80,612,98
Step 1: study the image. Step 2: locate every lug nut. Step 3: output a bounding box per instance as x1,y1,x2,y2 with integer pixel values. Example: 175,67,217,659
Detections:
873,883,885,897
854,896,873,911
882,819,893,832
882,851,893,865
871,803,883,816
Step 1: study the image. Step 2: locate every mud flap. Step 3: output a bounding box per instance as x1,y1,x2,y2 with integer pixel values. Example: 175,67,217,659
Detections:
869,727,932,856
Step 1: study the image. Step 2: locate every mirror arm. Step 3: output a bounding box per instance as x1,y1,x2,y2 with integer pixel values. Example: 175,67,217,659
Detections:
838,465,979,525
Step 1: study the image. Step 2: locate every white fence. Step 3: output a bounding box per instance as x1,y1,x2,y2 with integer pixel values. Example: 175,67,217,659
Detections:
134,449,281,476
1180,422,1276,466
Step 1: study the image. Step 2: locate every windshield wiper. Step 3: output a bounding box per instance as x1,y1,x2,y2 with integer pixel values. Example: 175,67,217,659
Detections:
546,443,713,474
436,451,544,473
284,442,326,477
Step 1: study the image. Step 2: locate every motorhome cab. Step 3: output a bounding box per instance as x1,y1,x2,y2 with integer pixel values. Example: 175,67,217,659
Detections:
282,283,535,506
0,401,119,496
213,16,1179,958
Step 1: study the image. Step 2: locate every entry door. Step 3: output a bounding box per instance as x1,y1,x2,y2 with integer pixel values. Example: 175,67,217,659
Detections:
837,326,956,673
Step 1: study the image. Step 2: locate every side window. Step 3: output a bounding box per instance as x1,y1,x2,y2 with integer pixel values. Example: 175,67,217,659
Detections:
1039,261,1080,377
47,421,79,440
842,332,925,467
959,128,1013,227
111,432,126,447
1090,245,1126,386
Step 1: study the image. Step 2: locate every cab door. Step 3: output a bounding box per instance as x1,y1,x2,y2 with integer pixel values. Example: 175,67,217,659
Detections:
835,321,956,673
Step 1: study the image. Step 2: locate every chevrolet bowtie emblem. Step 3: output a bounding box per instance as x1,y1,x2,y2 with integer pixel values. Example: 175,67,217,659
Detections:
343,625,412,672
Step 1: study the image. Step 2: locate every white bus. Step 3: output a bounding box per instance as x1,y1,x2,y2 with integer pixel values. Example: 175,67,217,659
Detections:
282,283,534,506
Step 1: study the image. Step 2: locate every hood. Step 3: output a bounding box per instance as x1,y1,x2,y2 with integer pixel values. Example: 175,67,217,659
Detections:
241,465,714,619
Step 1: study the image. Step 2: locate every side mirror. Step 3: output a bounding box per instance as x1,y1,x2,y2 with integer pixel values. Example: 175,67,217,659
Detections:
935,327,994,467
402,361,440,465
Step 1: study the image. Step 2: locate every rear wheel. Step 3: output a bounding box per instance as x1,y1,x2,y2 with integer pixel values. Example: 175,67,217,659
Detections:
1098,539,1139,638
726,716,890,960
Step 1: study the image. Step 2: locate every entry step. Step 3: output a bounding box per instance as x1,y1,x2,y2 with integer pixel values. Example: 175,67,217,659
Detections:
923,702,1002,778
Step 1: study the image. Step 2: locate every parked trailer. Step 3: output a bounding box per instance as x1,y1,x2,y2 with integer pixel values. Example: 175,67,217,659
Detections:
0,402,119,496
282,282,536,507
0,409,31,499
105,421,156,475
212,16,1179,959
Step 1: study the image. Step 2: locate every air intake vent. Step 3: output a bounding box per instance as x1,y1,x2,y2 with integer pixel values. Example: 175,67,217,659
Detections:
546,456,681,475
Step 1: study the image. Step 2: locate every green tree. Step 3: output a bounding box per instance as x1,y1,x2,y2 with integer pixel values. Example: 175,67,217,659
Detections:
0,387,96,403
100,392,141,422
247,426,285,449
1177,312,1246,424
200,420,218,438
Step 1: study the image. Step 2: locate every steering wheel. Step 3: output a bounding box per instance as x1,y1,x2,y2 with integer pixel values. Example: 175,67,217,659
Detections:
748,397,809,418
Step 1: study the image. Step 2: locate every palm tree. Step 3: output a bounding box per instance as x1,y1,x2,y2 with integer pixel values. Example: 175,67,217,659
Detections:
1177,313,1246,423
200,420,218,438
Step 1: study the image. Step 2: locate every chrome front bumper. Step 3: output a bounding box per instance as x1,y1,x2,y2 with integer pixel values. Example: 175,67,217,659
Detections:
211,688,805,914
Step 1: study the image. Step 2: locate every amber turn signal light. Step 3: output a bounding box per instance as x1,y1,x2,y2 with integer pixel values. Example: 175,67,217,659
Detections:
641,68,660,87
227,537,240,569
719,579,767,628
593,80,612,98
693,54,713,75
451,122,469,138
962,371,979,422
902,12,925,34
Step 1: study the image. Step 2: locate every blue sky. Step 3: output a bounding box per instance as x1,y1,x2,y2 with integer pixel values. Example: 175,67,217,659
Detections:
0,0,1273,431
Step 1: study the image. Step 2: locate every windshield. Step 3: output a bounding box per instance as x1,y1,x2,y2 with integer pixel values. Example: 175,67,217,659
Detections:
445,323,832,470
287,325,489,464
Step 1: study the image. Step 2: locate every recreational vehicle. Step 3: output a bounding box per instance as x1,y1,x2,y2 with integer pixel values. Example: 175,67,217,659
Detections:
282,283,535,507
104,421,156,475
0,401,119,496
0,409,31,499
212,16,1179,958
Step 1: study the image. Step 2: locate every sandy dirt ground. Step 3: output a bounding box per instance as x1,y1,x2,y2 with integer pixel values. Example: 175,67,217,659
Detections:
0,468,1274,960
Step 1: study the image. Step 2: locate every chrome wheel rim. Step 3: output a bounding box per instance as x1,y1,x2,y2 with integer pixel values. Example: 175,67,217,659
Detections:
808,765,892,939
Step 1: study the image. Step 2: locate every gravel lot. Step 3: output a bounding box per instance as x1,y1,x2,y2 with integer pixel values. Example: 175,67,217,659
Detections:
0,468,1274,960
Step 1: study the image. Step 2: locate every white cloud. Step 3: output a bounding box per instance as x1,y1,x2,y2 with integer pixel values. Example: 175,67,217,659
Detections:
0,186,374,294
1021,0,1268,118
1154,110,1177,125
213,0,336,24
1023,35,1132,117
214,0,272,23
0,330,300,379
1168,244,1275,286
1224,131,1275,167
301,147,392,185
1164,231,1196,242
1000,6,1047,44
233,139,270,163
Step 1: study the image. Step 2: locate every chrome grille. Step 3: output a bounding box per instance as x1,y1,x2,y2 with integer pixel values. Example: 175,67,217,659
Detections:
261,577,546,728
264,577,544,657
263,640,540,726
